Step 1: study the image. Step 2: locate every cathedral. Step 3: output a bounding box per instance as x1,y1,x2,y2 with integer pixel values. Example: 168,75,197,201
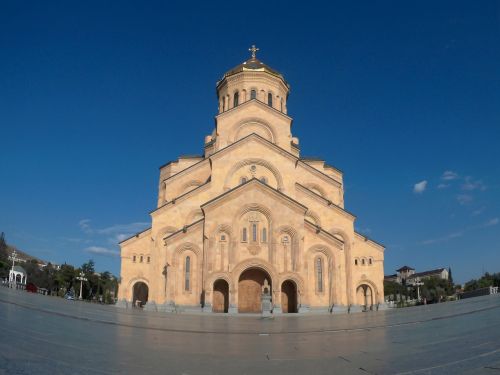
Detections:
117,47,386,314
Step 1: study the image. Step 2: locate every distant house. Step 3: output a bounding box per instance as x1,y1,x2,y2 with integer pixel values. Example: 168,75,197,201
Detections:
385,266,449,286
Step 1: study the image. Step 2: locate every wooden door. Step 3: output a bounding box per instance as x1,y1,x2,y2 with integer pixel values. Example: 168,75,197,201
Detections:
213,280,229,313
238,268,269,313
281,280,297,313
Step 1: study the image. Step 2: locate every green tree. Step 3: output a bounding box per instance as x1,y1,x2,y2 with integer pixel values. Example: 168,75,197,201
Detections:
81,259,95,275
0,232,7,262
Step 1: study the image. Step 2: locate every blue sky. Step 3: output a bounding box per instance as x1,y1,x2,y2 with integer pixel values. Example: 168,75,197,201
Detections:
1,1,499,284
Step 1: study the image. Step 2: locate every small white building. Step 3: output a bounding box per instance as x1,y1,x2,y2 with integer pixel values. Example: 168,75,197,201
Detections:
9,265,27,286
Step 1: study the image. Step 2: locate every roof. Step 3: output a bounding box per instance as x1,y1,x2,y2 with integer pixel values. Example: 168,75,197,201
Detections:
218,57,289,88
409,268,446,278
12,265,27,274
397,266,415,272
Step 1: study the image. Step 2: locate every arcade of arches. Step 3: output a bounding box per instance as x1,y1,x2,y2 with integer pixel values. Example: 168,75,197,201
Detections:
118,48,386,314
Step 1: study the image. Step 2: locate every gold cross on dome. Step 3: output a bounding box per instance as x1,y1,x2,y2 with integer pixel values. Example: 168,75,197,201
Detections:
249,44,259,59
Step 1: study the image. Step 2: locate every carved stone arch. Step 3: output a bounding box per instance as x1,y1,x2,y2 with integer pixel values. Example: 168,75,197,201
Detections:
305,210,321,227
171,242,203,300
278,272,305,293
156,225,178,245
209,223,234,271
127,277,150,301
179,180,203,195
356,278,379,300
328,228,352,251
205,272,234,291
232,117,276,143
304,183,328,198
213,223,233,236
306,244,334,263
128,276,150,289
278,272,305,311
235,203,273,222
172,242,203,269
306,244,336,307
185,208,204,225
232,258,279,288
224,158,284,191
276,225,300,271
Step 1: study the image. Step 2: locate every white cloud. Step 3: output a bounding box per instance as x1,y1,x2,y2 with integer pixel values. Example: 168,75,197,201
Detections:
456,194,473,205
472,207,485,216
485,217,499,227
437,183,450,189
97,222,149,235
462,176,487,192
421,231,463,245
78,220,149,245
84,246,120,257
420,217,498,246
413,180,427,194
441,170,459,181
78,219,92,234
98,222,149,245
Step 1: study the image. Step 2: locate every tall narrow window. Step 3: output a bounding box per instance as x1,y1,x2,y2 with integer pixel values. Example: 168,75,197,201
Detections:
132,255,136,263
185,256,191,291
222,97,226,112
261,227,267,243
233,92,239,107
260,177,267,184
242,227,247,242
252,223,258,242
268,93,273,107
240,177,247,185
316,257,323,292
280,98,283,112
251,89,256,100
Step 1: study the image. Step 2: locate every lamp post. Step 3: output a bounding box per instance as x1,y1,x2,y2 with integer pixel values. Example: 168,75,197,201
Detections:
76,272,87,300
415,280,424,302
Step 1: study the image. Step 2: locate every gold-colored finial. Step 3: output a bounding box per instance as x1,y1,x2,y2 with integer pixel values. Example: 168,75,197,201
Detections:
249,44,259,59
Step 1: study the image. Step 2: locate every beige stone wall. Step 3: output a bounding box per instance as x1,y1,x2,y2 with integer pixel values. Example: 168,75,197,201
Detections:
118,58,385,313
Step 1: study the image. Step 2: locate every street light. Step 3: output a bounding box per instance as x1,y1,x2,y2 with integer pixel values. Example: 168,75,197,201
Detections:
414,280,424,302
76,272,87,300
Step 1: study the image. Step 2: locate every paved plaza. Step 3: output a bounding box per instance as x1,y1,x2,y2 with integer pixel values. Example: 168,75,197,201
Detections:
1,287,500,374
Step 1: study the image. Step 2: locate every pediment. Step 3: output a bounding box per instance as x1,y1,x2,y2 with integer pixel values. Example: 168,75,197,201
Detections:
201,178,308,216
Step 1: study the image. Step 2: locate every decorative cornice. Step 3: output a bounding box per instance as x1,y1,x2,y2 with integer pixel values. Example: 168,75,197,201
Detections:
355,232,385,252
119,228,152,246
296,183,356,220
164,218,204,243
201,178,308,215
151,180,211,216
304,220,344,250
160,157,210,184
215,98,292,121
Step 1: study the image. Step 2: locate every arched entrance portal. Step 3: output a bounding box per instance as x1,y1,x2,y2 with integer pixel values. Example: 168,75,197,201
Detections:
213,279,229,313
238,268,271,313
356,284,373,311
132,282,149,308
281,280,297,313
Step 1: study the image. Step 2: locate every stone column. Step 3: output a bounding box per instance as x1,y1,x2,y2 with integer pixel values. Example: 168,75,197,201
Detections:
228,287,238,313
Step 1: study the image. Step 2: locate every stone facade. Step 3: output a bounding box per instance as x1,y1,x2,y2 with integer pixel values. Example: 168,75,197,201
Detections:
117,50,386,313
